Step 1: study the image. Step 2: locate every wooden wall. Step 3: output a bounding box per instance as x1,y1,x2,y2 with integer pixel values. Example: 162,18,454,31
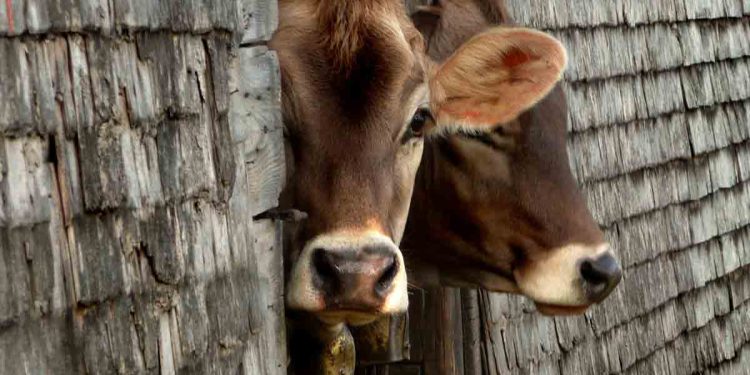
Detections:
0,0,286,373
373,0,750,374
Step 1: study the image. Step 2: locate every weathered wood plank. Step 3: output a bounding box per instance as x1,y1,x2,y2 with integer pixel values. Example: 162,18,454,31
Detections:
0,137,53,227
240,0,278,43
0,316,81,373
0,39,35,136
505,0,744,28
461,289,482,375
0,0,241,36
552,20,750,82
477,267,750,375
0,0,285,373
421,287,464,375
608,182,750,268
705,341,750,375
229,46,284,216
583,142,749,226
569,108,694,183
623,299,750,374
565,58,750,131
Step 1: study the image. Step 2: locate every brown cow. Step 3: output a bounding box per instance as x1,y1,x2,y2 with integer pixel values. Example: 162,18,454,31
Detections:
403,0,622,315
269,0,568,325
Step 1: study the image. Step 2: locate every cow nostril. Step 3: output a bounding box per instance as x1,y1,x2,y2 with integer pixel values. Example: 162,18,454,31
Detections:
312,248,338,290
309,244,402,309
375,256,398,296
579,253,622,302
580,259,608,285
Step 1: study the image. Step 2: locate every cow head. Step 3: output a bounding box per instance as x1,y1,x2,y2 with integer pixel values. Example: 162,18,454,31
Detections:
270,0,567,325
404,2,621,315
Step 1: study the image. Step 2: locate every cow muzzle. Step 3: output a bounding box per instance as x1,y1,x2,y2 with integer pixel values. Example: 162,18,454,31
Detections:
286,231,408,325
578,252,622,303
514,243,622,315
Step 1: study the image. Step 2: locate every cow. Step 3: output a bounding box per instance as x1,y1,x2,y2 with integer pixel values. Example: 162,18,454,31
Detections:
402,0,622,316
269,0,569,326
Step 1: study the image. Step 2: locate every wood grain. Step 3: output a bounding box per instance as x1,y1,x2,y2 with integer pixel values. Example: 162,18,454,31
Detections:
0,0,286,373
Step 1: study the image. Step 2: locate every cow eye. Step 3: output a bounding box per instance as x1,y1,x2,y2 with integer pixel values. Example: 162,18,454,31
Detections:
405,108,433,141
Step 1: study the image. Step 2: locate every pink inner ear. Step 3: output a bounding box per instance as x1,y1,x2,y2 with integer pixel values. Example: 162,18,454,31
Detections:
440,105,482,120
502,49,532,68
456,110,482,119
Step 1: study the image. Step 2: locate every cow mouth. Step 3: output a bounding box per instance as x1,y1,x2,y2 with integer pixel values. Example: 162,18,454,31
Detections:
534,302,590,316
473,268,592,316
317,310,381,326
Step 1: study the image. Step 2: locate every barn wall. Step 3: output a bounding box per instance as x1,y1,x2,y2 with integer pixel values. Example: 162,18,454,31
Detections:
0,0,285,373
371,1,750,374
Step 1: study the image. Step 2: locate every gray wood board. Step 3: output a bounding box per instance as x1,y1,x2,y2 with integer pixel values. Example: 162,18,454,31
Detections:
0,0,286,373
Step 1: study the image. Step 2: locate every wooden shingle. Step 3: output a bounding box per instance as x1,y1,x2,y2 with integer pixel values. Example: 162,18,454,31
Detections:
0,0,286,372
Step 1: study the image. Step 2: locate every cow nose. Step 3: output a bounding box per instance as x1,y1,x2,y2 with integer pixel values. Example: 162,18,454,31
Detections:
579,253,622,303
311,245,400,310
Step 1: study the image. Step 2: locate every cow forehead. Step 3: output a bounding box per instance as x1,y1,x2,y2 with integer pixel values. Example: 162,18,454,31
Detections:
274,0,425,136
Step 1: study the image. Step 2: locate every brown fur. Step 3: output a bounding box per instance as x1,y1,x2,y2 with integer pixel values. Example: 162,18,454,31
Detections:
271,0,430,307
273,0,424,236
404,0,617,309
405,86,604,278
315,0,417,73
415,0,511,61
276,0,572,319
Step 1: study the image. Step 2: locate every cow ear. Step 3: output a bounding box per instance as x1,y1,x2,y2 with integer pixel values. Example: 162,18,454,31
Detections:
428,27,566,132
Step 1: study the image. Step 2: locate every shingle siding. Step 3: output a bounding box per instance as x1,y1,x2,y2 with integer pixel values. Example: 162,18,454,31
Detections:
0,0,286,373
